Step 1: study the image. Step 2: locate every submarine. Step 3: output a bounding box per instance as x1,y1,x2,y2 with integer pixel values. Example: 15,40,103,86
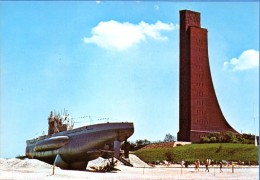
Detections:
25,111,134,170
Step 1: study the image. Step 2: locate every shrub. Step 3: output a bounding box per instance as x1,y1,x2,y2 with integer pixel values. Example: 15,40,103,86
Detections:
199,131,258,144
164,151,174,162
201,137,211,143
210,137,217,143
224,131,238,143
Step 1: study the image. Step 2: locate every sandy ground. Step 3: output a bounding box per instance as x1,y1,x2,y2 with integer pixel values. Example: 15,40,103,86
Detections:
0,158,258,180
0,165,259,180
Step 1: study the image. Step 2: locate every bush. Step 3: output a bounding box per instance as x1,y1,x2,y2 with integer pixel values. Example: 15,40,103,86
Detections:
199,132,257,144
241,138,250,144
164,151,174,162
210,137,217,143
201,137,211,143
224,131,238,143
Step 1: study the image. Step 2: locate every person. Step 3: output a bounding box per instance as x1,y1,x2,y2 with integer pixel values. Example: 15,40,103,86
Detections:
205,159,209,172
185,161,188,168
219,161,223,173
197,159,200,172
123,139,130,158
181,160,185,168
194,161,198,172
194,159,200,172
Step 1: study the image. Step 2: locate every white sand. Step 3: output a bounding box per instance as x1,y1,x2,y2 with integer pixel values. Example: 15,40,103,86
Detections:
0,158,53,169
0,158,258,180
128,154,150,168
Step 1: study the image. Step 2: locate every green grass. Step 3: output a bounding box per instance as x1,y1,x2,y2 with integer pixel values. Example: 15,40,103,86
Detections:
134,143,259,164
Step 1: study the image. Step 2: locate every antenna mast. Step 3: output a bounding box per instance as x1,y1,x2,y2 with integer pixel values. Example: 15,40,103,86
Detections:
253,104,258,146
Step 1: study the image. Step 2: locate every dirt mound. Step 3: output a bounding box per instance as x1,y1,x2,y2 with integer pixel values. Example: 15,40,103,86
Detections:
140,142,174,150
0,158,53,169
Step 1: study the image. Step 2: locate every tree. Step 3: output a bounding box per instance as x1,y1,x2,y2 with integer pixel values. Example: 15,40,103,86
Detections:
135,139,151,145
164,133,176,142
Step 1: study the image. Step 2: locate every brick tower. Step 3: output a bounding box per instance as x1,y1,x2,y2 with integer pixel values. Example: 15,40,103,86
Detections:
177,10,237,142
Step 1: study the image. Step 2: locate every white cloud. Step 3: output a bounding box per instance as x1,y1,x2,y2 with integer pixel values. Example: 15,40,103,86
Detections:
223,49,259,71
96,1,101,4
83,20,178,51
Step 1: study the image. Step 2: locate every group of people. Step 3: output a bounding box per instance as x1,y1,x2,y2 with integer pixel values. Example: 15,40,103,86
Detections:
181,159,223,173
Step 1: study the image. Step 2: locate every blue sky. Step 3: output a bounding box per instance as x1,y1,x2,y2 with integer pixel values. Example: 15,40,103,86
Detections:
0,1,259,158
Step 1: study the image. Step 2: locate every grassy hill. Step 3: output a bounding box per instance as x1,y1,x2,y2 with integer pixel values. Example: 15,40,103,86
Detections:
134,143,259,165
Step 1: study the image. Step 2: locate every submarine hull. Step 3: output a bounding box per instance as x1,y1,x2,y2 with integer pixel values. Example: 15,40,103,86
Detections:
26,122,134,170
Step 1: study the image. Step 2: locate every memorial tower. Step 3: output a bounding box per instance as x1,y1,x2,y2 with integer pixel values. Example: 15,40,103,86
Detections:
178,10,237,142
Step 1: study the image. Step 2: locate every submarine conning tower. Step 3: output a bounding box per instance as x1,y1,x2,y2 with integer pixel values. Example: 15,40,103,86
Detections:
48,111,68,135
